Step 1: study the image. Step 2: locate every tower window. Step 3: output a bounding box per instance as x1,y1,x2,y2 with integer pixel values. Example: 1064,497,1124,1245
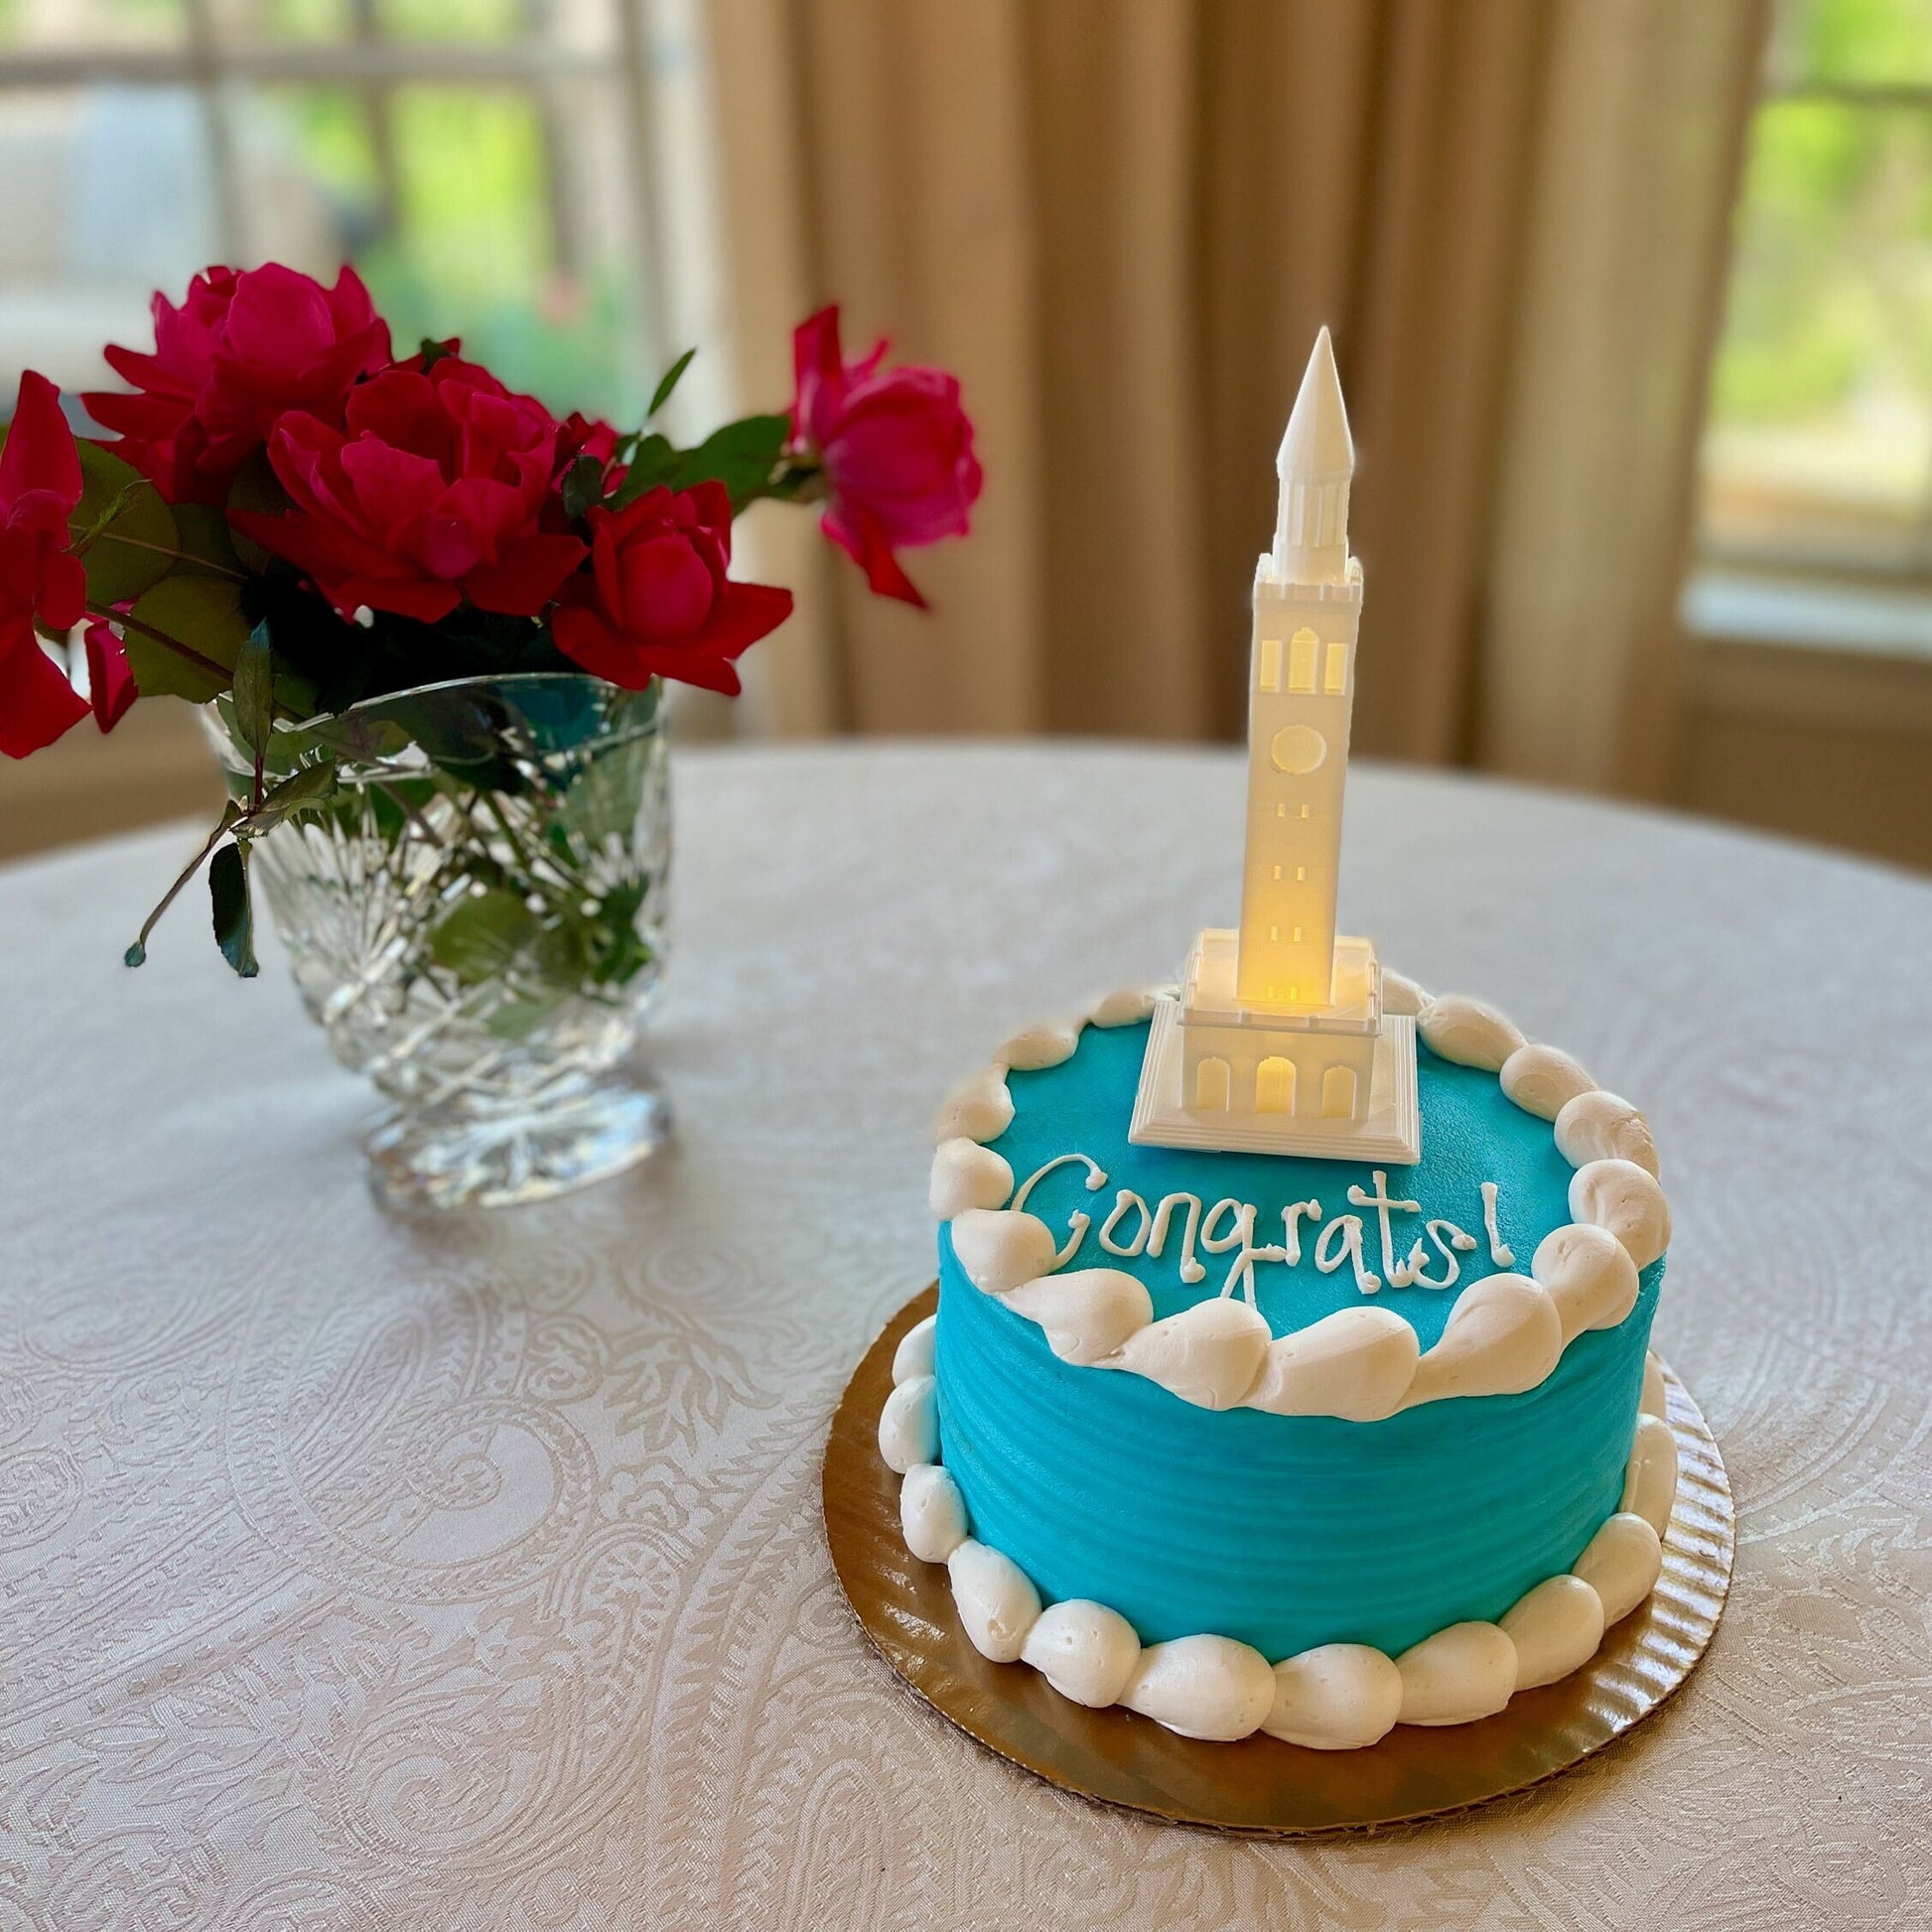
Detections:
1272,864,1283,881
1296,865,1308,883
1292,925,1304,943
1321,1065,1358,1119
1289,628,1318,693
1270,924,1280,941
1300,804,1311,820
1196,1057,1231,1110
1257,1057,1296,1114
1323,641,1347,694
1258,637,1283,692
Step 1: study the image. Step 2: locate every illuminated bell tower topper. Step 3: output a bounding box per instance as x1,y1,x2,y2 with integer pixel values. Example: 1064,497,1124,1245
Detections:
1130,327,1421,1164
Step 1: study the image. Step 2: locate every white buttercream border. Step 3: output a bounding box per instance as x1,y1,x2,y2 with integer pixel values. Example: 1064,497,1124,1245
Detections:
881,1324,1680,1747
929,981,1668,1419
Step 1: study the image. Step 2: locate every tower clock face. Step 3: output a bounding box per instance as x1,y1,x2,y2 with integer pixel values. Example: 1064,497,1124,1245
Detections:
1270,723,1327,775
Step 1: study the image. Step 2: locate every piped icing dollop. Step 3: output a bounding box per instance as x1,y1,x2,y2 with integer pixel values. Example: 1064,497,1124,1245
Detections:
881,1306,1681,1746
888,980,1678,1746
924,982,1670,1421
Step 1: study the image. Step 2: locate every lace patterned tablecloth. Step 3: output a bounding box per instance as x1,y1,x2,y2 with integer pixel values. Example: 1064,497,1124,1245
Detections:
3,745,1929,1930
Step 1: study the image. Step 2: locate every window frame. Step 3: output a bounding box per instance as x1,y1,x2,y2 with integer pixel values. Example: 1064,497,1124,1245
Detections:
1694,33,1932,612
0,0,673,389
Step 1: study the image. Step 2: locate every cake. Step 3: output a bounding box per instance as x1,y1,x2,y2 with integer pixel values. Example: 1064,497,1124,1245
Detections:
874,332,1677,1749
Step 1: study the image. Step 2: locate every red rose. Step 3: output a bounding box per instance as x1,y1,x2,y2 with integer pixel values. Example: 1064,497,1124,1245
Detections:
788,305,981,609
83,617,137,734
549,412,622,520
551,482,792,695
84,264,392,505
0,372,90,759
231,356,585,623
556,411,621,478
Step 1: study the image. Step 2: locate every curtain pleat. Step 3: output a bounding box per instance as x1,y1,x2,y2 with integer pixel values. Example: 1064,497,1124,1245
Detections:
1028,0,1206,738
706,0,1763,786
795,0,1046,733
1478,0,1767,794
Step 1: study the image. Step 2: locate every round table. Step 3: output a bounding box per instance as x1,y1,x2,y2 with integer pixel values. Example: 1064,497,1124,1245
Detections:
3,746,1928,1929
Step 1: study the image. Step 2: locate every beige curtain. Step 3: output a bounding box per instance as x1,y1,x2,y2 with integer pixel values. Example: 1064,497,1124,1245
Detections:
705,0,1766,788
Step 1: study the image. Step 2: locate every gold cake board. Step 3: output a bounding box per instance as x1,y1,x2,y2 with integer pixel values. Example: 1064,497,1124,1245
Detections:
822,1284,1733,1838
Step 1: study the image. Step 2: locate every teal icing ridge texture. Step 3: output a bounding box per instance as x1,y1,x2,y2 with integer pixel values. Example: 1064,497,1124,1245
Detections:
931,1019,1663,1661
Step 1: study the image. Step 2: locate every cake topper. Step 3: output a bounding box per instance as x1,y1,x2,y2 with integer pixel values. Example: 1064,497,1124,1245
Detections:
1130,328,1422,1164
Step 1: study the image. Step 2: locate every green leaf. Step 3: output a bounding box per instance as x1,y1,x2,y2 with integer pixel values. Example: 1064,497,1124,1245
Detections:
648,345,698,418
71,442,179,606
70,440,146,519
124,575,251,702
561,454,607,519
124,799,243,968
426,887,542,984
579,876,655,989
684,413,790,467
559,742,648,848
232,625,274,766
208,841,258,978
169,501,246,579
272,662,322,726
669,414,792,509
244,758,339,833
224,450,287,573
605,435,679,511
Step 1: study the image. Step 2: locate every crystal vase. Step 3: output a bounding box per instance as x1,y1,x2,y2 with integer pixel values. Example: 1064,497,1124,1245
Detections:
205,673,671,1209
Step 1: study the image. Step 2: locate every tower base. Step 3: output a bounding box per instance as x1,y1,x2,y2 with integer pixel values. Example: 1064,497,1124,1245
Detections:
1128,977,1421,1166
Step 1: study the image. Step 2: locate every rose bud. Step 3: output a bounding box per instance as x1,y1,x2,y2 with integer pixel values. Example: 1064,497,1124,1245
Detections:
551,481,792,695
788,304,981,608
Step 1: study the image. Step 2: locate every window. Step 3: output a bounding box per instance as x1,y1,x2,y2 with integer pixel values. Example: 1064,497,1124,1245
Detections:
1194,1056,1230,1111
1695,0,1932,605
1258,635,1282,691
0,0,695,427
1256,1057,1295,1115
1288,627,1318,692
1322,639,1347,693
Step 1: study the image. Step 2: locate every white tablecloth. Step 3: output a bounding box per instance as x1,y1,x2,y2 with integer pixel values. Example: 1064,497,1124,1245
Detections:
3,745,1929,1930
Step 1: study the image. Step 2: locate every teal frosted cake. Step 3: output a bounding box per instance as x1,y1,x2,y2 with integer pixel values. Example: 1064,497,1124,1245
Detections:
882,981,1674,1747
874,333,1676,1749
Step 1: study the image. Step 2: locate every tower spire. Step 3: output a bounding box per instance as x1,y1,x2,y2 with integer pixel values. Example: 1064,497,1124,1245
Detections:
1128,324,1418,1166
1272,326,1353,585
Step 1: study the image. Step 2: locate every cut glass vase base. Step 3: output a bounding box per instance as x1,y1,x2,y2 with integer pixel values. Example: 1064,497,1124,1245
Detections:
363,1067,672,1210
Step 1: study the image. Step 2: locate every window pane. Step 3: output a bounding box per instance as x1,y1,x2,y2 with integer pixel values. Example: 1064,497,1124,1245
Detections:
1699,95,1932,574
373,0,525,42
1766,0,1932,89
0,0,185,51
0,0,652,434
225,78,649,424
0,85,221,395
203,0,356,42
